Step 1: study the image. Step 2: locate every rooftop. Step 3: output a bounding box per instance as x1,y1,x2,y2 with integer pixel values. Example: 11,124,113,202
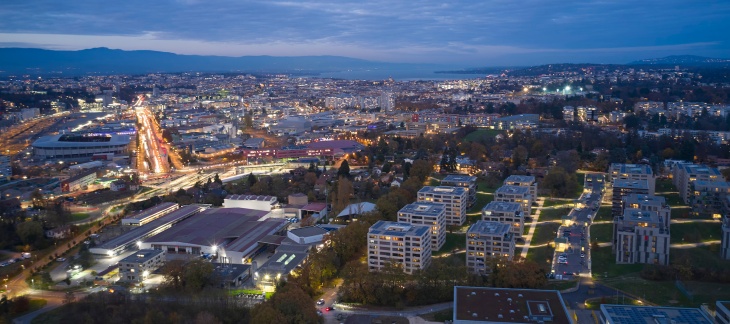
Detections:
224,194,277,202
482,201,522,213
123,202,178,221
613,179,649,190
600,304,712,324
369,220,430,237
495,185,530,195
399,202,446,217
419,186,467,195
504,175,536,183
288,226,328,238
454,286,572,323
442,174,478,183
119,249,164,264
468,220,512,236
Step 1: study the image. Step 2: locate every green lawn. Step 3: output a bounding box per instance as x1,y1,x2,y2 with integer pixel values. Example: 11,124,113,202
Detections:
584,295,642,309
656,178,676,193
670,222,722,244
671,207,691,219
594,206,613,222
590,223,613,243
542,199,572,208
436,233,466,255
227,288,273,299
658,193,684,207
590,246,643,279
464,129,503,142
531,222,561,245
545,279,578,291
476,178,500,193
525,245,555,271
670,246,730,269
539,208,572,222
71,213,91,222
468,192,494,214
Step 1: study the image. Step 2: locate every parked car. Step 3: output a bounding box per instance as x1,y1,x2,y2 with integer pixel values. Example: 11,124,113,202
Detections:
316,299,325,305
56,257,66,262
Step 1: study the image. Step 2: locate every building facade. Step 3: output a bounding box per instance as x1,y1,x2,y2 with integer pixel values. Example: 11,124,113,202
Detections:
613,208,670,265
417,186,468,226
481,201,525,238
397,202,447,251
494,185,533,215
503,175,538,204
118,249,166,283
672,163,722,204
441,175,477,207
609,163,655,195
722,217,730,260
367,221,431,274
611,179,650,217
466,221,515,275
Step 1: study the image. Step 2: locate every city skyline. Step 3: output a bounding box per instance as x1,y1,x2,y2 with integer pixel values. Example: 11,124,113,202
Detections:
1,0,729,66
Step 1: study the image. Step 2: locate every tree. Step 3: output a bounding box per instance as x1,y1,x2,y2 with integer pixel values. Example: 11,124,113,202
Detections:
333,177,353,216
247,172,258,187
410,159,433,183
244,113,254,129
16,221,44,246
213,173,222,185
337,160,350,178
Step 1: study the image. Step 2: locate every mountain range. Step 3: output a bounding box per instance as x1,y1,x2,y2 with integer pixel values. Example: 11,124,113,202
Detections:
0,47,728,77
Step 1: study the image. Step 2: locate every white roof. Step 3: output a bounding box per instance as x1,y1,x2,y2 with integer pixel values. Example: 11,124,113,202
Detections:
337,202,376,217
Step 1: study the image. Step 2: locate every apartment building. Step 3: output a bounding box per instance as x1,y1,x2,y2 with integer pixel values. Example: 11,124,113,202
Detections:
611,179,650,217
672,163,722,204
690,181,730,218
417,186,468,226
367,220,432,274
398,202,446,250
503,175,537,204
722,217,730,260
0,155,10,181
609,163,655,195
466,220,515,275
613,208,670,265
481,201,525,238
494,185,532,215
118,249,166,282
441,175,477,207
622,194,670,229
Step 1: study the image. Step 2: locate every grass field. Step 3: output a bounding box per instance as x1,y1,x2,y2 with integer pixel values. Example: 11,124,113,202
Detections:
602,275,730,308
594,206,613,222
545,279,578,291
671,207,691,219
658,193,684,206
590,246,643,279
670,222,722,244
525,245,554,270
590,223,613,243
671,246,730,269
468,192,494,214
572,173,586,198
435,233,466,255
655,178,676,193
539,208,572,222
531,222,561,246
71,213,91,222
227,288,273,299
464,129,503,142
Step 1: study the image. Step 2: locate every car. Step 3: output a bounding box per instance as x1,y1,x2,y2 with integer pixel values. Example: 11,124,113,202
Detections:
580,252,585,258
316,310,323,316
317,299,325,305
56,257,66,262
325,306,334,312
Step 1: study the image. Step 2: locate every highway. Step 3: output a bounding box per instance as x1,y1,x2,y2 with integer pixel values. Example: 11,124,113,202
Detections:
135,106,170,174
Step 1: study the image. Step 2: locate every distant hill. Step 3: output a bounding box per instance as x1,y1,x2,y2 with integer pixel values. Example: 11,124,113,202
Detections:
628,55,730,66
0,47,443,76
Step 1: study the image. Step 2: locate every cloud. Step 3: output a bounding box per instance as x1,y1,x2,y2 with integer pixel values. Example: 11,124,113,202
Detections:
0,0,727,64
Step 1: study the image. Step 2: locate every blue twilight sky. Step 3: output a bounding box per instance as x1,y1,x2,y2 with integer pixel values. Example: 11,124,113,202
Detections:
0,0,728,66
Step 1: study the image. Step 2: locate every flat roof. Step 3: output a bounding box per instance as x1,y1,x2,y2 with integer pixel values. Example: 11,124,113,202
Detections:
504,175,536,183
145,208,286,254
454,286,572,323
224,194,277,202
442,175,477,183
33,133,130,148
623,194,667,207
301,202,327,212
482,201,522,213
123,202,178,221
621,208,662,224
258,244,309,274
289,226,328,238
600,304,712,324
495,185,530,195
399,202,446,217
468,220,512,236
419,186,467,195
613,179,649,190
369,220,430,237
120,249,164,264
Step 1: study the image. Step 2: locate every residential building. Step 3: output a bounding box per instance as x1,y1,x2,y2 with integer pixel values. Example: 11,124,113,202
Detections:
611,179,650,217
609,163,655,195
599,305,712,324
722,217,730,260
0,155,10,181
689,180,730,218
622,194,670,229
613,208,670,265
503,175,537,205
466,221,515,275
367,220,431,274
494,185,533,215
118,249,166,283
481,201,525,238
441,174,477,207
673,163,722,204
717,300,730,324
398,202,447,251
452,286,573,324
417,186,468,226
563,106,575,121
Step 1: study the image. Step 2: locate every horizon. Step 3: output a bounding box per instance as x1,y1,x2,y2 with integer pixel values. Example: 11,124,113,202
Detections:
1,1,729,66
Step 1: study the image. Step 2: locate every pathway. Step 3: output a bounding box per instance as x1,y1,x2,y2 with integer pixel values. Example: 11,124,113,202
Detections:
519,197,545,259
597,240,721,249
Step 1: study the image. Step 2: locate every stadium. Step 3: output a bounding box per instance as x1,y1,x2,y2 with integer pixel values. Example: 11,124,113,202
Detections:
32,133,131,162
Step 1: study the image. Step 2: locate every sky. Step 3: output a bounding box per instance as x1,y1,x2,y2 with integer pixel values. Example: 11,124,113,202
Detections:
0,0,729,66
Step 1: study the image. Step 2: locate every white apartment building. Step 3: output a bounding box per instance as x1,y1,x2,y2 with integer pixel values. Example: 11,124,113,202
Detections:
481,201,525,238
611,179,650,217
398,202,446,251
118,249,166,283
614,208,670,266
672,163,723,204
367,221,432,274
466,220,515,275
503,175,537,205
417,186,468,226
609,163,655,195
441,175,477,207
494,185,532,215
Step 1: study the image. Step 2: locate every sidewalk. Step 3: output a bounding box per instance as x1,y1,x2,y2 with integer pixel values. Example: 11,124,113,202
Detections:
519,197,545,259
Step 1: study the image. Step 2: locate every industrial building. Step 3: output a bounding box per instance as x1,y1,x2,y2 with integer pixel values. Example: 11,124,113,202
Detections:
90,205,204,256
452,287,573,324
397,202,447,251
118,249,166,283
253,244,310,292
466,221,515,275
222,195,279,211
140,208,288,264
481,201,525,238
122,202,180,226
367,220,432,274
60,169,97,193
417,186,468,226
32,133,131,162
